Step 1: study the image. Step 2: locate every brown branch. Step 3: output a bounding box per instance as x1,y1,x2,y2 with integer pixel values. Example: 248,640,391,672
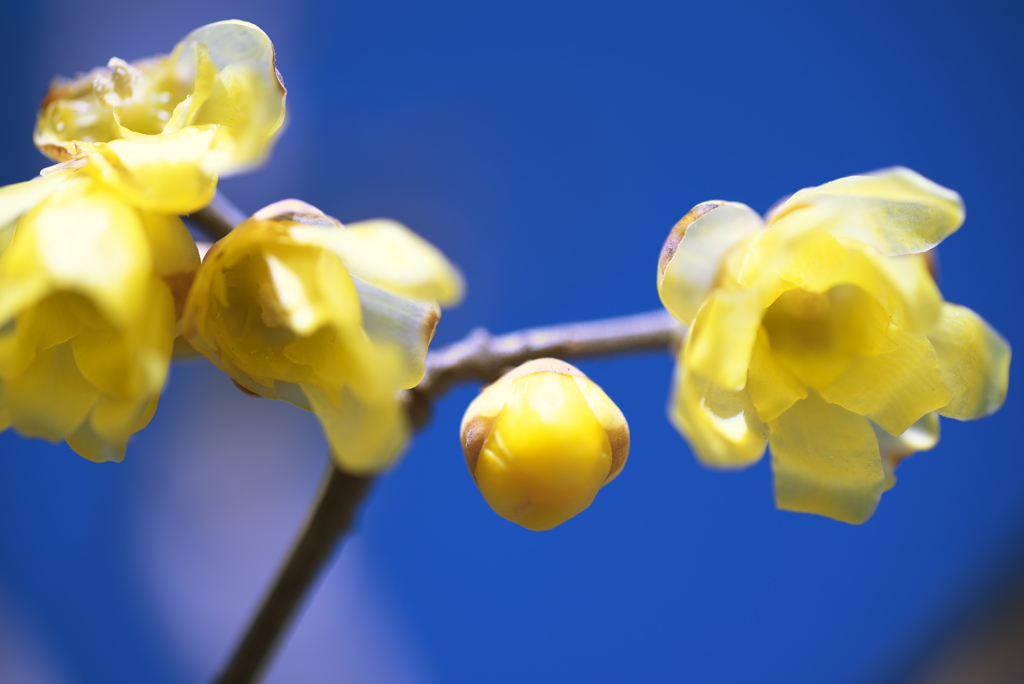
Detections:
189,191,248,241
216,467,373,684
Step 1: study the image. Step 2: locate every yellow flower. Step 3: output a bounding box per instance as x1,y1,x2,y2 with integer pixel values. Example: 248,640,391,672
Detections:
460,358,629,531
182,200,463,473
657,168,1010,523
34,20,287,213
0,164,200,461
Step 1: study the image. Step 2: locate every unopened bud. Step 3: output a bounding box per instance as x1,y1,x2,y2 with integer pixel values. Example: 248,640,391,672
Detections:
460,358,629,531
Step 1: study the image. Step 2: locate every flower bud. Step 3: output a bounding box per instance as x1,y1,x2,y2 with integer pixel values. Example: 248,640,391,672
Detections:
460,359,629,531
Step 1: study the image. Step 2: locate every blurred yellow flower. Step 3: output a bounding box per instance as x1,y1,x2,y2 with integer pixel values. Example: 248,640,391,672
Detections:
182,200,463,473
460,358,629,531
0,164,200,461
657,168,1010,523
34,20,286,213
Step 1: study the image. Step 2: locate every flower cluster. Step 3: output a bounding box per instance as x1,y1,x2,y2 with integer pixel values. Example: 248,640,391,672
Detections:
657,168,1010,523
0,22,1009,531
1,21,459,471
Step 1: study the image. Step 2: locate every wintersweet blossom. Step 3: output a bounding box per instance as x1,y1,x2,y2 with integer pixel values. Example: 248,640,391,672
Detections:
182,200,463,473
460,358,629,531
0,164,200,461
34,20,287,211
657,168,1010,523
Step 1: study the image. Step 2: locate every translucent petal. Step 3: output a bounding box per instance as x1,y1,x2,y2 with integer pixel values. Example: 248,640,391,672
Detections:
263,245,361,335
0,177,151,328
766,167,964,255
763,284,896,390
0,379,9,432
65,391,160,463
137,212,199,322
323,219,464,307
66,418,127,463
747,328,807,422
684,289,763,391
35,20,286,176
571,375,630,483
819,326,949,436
5,342,97,441
769,392,885,524
867,251,942,332
0,171,72,256
658,201,764,324
669,358,768,469
929,303,1011,420
73,279,174,400
873,412,939,490
93,391,160,442
352,276,440,390
81,127,218,214
34,67,122,161
755,228,940,333
303,384,409,474
174,20,287,174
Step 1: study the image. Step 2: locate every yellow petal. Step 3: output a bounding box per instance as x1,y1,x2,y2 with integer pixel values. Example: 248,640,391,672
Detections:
137,211,200,323
174,20,287,174
72,279,174,400
873,412,939,490
658,201,764,324
35,20,286,176
34,68,122,162
762,284,895,390
0,379,9,432
769,392,885,524
759,228,939,333
929,303,1011,420
683,289,763,391
303,384,409,474
5,342,97,441
747,328,807,422
352,277,440,390
0,170,72,256
818,325,949,436
325,219,464,307
669,358,768,469
571,374,630,483
93,392,161,443
65,391,160,463
81,127,218,214
767,167,964,255
66,418,128,463
0,176,151,328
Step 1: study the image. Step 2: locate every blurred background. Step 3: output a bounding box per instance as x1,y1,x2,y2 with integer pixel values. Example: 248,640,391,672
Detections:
1,0,1023,682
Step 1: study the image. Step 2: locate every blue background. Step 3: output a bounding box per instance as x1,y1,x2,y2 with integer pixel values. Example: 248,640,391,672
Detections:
1,1,1022,682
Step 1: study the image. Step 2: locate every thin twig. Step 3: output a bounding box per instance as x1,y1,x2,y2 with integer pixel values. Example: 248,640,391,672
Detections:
199,191,682,683
217,468,373,684
418,309,679,399
189,191,248,240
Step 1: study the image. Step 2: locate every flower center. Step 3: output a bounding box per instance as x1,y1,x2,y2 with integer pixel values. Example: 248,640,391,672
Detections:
761,284,892,389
